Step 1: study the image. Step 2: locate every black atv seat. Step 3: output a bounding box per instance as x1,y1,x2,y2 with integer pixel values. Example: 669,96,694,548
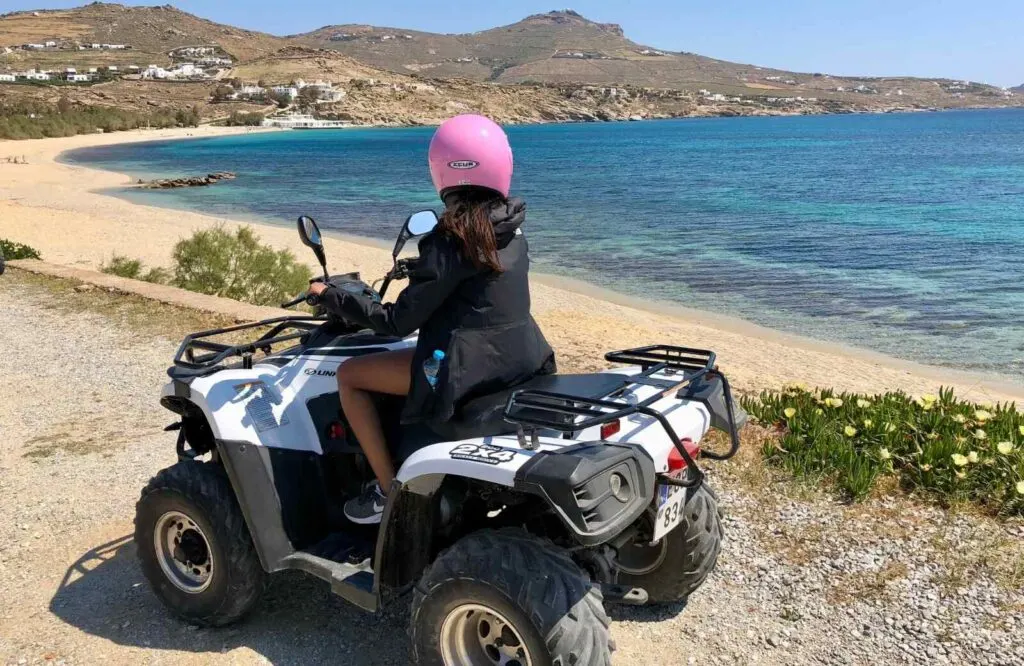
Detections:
396,372,628,461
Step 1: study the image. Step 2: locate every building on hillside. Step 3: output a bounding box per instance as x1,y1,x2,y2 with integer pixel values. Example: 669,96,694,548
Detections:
0,73,16,82
238,84,266,97
44,40,57,48
24,43,46,50
142,65,168,79
19,69,52,81
271,85,299,99
66,73,91,82
107,66,119,72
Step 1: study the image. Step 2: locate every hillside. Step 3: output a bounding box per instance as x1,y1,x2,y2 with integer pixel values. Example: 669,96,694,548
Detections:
0,2,290,69
294,10,1018,108
1,3,1020,131
1013,84,1024,93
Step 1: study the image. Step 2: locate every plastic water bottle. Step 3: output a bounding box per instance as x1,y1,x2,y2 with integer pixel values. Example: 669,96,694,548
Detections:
423,350,445,389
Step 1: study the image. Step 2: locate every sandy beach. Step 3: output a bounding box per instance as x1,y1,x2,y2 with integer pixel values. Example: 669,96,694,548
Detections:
2,126,1023,403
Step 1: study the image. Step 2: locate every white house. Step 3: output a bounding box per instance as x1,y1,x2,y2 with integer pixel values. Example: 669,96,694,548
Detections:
21,69,52,81
25,43,45,50
66,73,91,82
88,67,98,73
238,84,265,96
271,85,298,99
107,65,119,72
0,73,16,82
44,40,57,47
142,65,168,79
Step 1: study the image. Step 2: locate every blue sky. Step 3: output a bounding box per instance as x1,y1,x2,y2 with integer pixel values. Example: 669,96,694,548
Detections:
6,1,1022,86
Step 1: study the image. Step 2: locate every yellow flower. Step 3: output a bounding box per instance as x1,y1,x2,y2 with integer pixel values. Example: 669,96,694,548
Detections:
784,407,796,419
955,471,966,479
864,419,873,428
974,410,993,422
815,408,824,416
951,453,969,466
885,423,896,433
997,441,1014,455
967,451,979,463
953,414,967,424
974,429,987,440
857,399,871,409
922,394,937,404
1017,480,1024,495
921,464,933,472
1019,425,1024,436
844,425,857,437
879,447,891,460
824,397,843,408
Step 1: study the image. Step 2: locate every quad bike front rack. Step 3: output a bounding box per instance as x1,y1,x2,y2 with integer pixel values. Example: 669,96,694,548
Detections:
169,316,326,379
503,345,744,489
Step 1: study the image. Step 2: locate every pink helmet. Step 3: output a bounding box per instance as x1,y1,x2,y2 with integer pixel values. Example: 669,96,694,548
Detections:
428,114,513,199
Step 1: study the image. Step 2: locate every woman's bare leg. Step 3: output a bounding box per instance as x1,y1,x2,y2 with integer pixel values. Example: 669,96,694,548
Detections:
336,348,414,491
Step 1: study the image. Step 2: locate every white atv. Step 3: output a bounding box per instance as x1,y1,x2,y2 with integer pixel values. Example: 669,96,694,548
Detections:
135,212,745,665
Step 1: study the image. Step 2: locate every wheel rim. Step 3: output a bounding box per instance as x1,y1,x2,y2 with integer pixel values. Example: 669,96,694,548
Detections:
153,510,214,594
439,603,534,666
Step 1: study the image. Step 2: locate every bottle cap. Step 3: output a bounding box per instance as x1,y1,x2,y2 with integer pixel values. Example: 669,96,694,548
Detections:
433,350,446,361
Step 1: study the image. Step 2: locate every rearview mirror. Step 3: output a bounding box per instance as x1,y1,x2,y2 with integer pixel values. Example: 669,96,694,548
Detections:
297,215,328,278
392,209,438,259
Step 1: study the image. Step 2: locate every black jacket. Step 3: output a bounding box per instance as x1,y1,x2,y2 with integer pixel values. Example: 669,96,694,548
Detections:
320,198,556,424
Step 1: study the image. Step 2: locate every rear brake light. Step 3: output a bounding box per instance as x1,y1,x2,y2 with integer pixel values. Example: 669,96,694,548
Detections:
600,420,621,440
668,437,700,472
328,421,346,440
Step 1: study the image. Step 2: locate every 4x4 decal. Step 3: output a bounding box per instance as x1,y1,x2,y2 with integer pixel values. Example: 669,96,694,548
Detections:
449,443,517,465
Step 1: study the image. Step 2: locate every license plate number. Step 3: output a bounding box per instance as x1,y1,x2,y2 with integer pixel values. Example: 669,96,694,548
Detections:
653,483,686,542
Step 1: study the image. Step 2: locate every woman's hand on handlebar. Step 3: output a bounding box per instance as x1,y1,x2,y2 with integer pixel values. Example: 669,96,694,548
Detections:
308,281,329,297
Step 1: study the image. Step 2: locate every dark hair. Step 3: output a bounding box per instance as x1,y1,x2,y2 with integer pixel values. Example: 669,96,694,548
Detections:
438,188,505,273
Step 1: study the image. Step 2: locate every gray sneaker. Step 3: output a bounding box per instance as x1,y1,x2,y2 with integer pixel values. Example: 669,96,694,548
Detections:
344,483,386,524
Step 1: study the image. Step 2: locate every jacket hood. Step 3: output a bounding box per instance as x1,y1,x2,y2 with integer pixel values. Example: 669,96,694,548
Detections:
489,197,526,238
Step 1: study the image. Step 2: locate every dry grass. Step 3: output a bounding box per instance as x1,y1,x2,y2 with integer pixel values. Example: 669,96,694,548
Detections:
6,269,254,347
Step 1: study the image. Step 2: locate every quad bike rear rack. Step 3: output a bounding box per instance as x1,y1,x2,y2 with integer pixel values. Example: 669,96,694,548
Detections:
503,345,743,489
169,316,326,379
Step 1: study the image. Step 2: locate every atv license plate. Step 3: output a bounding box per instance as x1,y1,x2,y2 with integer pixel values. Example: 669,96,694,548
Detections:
653,483,686,542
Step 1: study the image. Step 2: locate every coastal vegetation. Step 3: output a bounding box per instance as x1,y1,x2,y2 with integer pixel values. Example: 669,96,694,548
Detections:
225,111,265,126
744,386,1024,515
100,255,171,284
0,239,41,260
97,226,311,306
0,99,201,140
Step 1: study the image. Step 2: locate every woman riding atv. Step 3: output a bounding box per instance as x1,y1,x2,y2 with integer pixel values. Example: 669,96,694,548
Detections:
308,114,556,524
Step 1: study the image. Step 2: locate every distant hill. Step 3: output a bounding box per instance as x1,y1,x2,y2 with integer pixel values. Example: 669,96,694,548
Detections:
295,10,796,87
293,10,1017,107
0,2,290,67
2,4,1020,123
1012,84,1024,93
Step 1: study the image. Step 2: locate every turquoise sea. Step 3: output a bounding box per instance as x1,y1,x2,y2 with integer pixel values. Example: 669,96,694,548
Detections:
64,111,1024,381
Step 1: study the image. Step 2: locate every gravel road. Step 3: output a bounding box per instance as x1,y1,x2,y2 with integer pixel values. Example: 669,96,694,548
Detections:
1,271,1021,666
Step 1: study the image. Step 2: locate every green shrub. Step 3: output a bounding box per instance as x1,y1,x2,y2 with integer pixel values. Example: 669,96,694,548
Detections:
0,239,41,260
743,386,1024,514
100,255,170,284
0,99,200,140
226,111,265,126
171,226,312,306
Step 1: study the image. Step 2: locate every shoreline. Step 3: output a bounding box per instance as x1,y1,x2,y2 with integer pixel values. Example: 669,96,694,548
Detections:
2,126,1023,402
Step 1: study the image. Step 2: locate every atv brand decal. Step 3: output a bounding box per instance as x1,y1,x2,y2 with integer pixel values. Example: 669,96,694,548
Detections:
447,160,479,170
449,443,516,465
304,368,336,377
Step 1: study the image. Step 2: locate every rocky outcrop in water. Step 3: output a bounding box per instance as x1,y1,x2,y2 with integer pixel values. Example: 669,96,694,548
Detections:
138,172,236,188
